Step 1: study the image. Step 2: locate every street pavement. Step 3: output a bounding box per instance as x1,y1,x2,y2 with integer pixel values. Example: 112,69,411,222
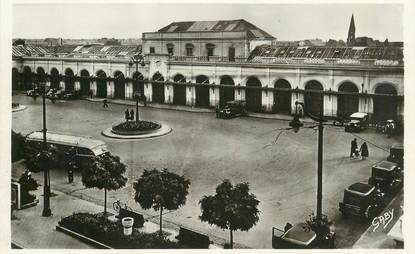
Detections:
12,94,403,248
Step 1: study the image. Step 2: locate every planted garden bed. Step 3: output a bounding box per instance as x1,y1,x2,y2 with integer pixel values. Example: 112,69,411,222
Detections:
58,213,180,249
111,121,161,135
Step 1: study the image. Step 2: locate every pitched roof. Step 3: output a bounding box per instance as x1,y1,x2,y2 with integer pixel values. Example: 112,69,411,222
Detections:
248,44,404,61
158,19,275,39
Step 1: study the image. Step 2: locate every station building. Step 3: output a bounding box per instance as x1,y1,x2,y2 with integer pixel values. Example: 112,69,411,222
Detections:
12,19,404,122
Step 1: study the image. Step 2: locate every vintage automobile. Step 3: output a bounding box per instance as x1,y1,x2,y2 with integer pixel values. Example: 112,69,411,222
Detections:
387,143,404,170
62,90,82,100
376,119,398,135
339,182,384,220
216,100,247,119
26,89,40,97
332,116,347,126
368,160,403,193
272,222,335,249
345,112,369,132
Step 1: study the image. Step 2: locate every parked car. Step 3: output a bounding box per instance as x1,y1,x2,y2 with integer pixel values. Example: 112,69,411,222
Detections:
332,116,347,126
345,112,369,132
376,120,398,137
62,90,82,100
387,143,404,170
216,100,247,119
368,160,403,193
272,222,334,249
26,89,40,97
339,182,384,220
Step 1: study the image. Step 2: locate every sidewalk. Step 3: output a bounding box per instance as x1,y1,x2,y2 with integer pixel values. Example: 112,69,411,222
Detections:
352,189,404,249
85,97,314,122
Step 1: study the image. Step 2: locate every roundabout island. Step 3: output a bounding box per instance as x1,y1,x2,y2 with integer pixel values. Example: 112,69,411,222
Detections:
102,120,172,139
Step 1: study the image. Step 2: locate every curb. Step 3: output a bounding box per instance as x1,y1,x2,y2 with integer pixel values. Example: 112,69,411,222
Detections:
56,225,113,249
12,105,28,112
101,123,172,139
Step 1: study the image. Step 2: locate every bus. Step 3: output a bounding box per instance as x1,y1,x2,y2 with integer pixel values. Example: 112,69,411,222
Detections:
25,131,109,168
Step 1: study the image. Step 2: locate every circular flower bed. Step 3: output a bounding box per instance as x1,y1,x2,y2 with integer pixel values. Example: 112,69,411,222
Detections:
111,120,162,136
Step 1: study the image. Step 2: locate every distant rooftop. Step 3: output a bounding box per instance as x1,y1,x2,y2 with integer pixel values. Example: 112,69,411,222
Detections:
158,19,275,39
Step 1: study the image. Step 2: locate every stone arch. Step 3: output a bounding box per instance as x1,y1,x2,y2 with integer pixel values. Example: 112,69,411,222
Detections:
195,75,210,108
219,75,235,107
22,66,33,90
96,70,107,98
373,83,398,121
50,68,60,89
12,68,19,90
64,68,75,91
113,70,125,99
152,72,165,103
337,81,359,117
304,80,324,116
79,69,90,96
132,71,144,96
273,79,292,114
245,76,262,112
36,67,47,84
173,73,186,106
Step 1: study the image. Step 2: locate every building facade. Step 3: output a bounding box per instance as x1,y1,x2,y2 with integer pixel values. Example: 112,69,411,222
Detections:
12,19,404,123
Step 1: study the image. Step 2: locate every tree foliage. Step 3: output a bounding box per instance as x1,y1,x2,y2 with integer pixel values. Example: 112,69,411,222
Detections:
133,168,190,234
199,180,260,248
81,153,127,191
12,130,26,162
23,140,59,172
82,153,127,213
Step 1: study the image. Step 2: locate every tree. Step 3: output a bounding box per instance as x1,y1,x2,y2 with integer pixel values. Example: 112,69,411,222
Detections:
12,130,26,162
24,141,59,172
81,153,127,214
133,168,190,235
199,180,260,249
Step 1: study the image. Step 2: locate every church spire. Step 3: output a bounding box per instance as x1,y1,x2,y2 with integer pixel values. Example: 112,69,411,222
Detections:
347,14,356,46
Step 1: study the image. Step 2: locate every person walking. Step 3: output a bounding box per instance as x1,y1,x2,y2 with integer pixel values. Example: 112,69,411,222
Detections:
350,138,358,158
125,109,130,121
129,109,135,122
103,99,108,108
360,142,369,160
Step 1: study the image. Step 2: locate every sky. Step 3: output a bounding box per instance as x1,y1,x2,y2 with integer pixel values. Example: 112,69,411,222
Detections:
12,3,403,41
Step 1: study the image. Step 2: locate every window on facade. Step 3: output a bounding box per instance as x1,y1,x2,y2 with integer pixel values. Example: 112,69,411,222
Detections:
228,47,235,62
167,44,174,55
150,47,155,54
186,44,194,56
206,44,215,57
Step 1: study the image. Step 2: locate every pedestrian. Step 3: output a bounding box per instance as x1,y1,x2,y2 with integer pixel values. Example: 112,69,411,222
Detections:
143,95,147,107
360,142,369,160
129,109,135,121
350,138,358,158
125,109,130,121
103,99,108,108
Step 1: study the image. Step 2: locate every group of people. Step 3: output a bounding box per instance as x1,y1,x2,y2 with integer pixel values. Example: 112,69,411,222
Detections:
350,138,369,160
125,109,137,121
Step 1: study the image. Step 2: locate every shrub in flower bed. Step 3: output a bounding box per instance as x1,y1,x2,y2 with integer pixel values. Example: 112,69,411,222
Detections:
58,213,180,249
12,103,20,108
112,121,161,132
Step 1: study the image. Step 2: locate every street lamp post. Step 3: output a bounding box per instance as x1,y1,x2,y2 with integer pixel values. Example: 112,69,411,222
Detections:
129,53,145,122
36,74,52,217
289,96,328,245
